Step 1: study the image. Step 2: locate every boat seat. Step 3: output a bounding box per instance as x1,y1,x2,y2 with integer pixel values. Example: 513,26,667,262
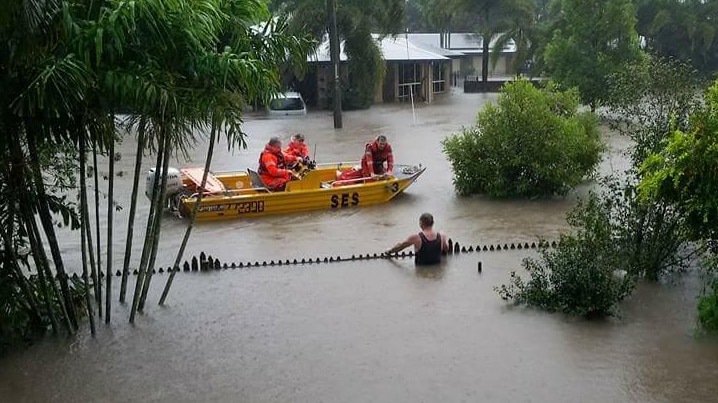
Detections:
247,169,268,189
180,167,227,194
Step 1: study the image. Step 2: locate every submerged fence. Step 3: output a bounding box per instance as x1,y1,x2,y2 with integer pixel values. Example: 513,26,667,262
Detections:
72,239,558,281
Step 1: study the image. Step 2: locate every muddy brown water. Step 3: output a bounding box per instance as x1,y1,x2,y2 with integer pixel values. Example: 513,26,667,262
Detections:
1,88,717,402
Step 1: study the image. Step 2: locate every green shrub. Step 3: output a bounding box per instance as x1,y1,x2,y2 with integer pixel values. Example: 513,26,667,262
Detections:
0,268,88,355
496,192,635,318
698,254,718,331
600,176,693,281
698,294,718,331
443,79,604,198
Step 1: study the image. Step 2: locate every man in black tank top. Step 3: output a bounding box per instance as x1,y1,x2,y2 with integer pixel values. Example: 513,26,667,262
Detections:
384,213,449,266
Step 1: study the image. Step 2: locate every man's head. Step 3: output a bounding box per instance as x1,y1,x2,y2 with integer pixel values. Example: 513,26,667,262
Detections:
292,133,305,144
268,136,282,148
376,135,387,150
419,212,434,229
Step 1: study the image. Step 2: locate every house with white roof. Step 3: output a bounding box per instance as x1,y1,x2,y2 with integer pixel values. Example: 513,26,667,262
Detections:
307,34,453,106
407,32,518,78
301,32,517,106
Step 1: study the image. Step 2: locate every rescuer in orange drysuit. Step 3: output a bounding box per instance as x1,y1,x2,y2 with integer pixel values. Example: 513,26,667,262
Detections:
361,135,394,177
258,137,298,191
283,133,309,160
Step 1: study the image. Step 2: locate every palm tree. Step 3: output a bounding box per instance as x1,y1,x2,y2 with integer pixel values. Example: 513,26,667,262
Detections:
458,0,516,84
2,0,86,334
489,0,538,77
156,13,314,307
414,0,466,46
119,124,146,303
273,0,405,109
79,132,97,335
1,0,312,342
635,0,718,75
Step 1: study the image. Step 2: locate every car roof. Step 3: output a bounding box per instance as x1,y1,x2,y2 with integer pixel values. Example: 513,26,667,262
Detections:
274,91,302,98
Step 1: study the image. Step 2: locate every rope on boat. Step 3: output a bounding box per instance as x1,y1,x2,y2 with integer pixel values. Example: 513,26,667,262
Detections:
84,239,559,279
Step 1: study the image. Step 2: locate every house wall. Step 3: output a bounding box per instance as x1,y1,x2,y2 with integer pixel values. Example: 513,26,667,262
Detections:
458,54,513,77
311,60,454,105
452,59,461,76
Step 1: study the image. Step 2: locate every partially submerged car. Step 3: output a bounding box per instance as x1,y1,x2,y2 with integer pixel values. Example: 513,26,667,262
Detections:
266,91,307,117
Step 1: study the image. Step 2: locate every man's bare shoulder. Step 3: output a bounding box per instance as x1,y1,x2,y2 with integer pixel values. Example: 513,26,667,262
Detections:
406,233,421,242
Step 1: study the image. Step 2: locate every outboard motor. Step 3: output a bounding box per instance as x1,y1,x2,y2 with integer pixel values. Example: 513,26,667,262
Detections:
145,167,183,200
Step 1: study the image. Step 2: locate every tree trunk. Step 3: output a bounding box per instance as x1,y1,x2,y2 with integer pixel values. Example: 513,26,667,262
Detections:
328,0,343,128
120,126,146,302
481,30,490,84
159,127,217,305
83,201,99,320
21,203,60,334
25,134,78,329
11,130,71,333
130,131,165,323
139,130,172,310
79,136,97,335
1,160,43,323
92,139,103,318
105,138,115,323
1,209,43,326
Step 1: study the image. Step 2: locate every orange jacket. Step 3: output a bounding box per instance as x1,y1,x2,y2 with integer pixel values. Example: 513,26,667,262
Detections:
258,143,292,190
283,141,309,159
361,141,394,176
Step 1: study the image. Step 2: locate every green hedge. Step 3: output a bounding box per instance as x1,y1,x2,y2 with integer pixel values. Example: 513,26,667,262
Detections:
443,79,604,198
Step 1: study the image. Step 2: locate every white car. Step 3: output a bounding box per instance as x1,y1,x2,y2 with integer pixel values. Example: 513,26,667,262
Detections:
266,91,307,117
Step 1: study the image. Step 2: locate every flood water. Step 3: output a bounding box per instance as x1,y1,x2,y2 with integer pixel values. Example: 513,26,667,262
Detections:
1,88,717,402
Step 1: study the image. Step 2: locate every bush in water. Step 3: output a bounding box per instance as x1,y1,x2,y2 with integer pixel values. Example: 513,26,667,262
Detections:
0,267,88,355
697,254,718,331
496,192,635,318
442,79,604,198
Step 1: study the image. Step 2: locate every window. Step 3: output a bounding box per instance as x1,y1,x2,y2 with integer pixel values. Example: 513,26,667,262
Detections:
432,63,446,94
398,63,421,101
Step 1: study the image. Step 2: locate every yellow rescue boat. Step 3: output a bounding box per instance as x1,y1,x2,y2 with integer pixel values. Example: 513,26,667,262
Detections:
153,162,425,221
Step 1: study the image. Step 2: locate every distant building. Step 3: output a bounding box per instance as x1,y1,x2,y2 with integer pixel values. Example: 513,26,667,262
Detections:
302,32,517,106
407,32,518,78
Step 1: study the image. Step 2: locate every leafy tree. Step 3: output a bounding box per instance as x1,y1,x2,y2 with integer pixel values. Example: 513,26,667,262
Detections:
639,79,718,243
442,79,603,198
605,55,704,167
638,78,718,330
413,0,467,37
1,0,310,345
697,254,718,331
489,0,536,76
598,176,693,281
496,191,635,318
543,0,643,109
635,0,718,77
1,0,82,335
458,0,511,84
599,56,704,281
496,25,709,322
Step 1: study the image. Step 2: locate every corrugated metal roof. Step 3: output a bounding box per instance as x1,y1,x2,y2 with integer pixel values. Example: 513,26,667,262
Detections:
308,37,347,62
307,32,516,63
405,33,465,58
309,34,449,63
378,34,449,61
408,32,516,53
